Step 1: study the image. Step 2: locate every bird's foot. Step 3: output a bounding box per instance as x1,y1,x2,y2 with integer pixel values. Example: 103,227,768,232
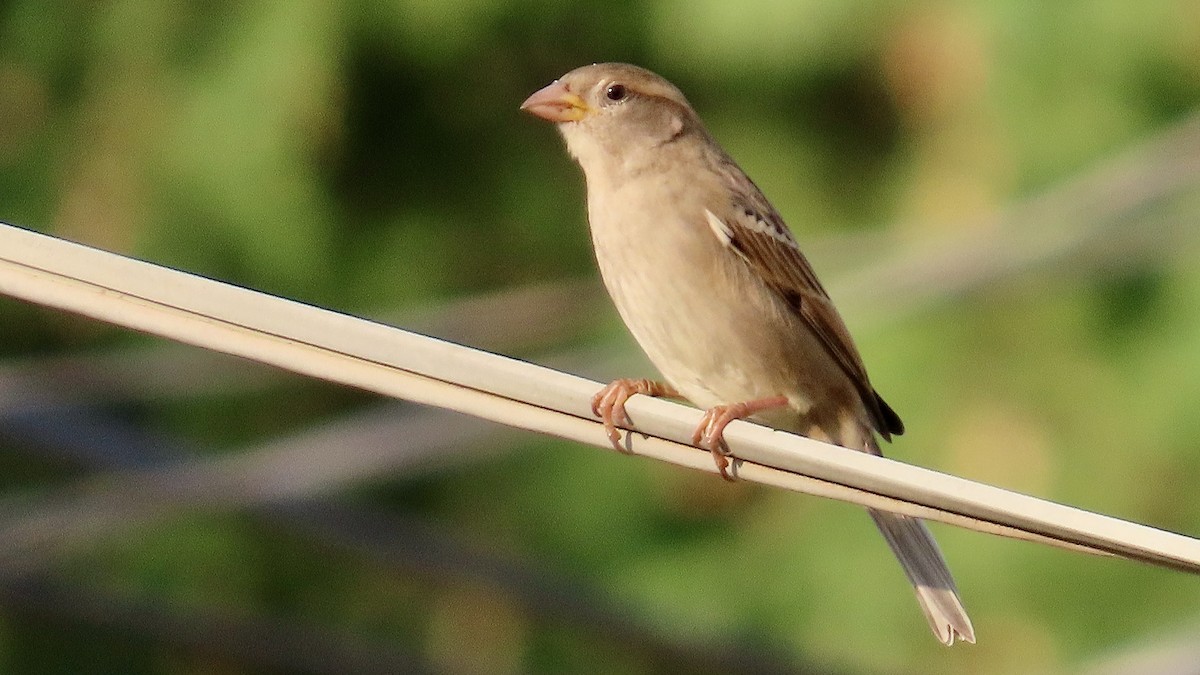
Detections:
591,378,680,453
692,396,790,481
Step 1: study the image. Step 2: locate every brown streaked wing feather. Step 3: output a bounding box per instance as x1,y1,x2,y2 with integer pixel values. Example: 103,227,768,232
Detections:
713,161,903,439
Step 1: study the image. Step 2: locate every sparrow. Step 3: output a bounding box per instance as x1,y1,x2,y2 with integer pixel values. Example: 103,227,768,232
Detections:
522,63,974,645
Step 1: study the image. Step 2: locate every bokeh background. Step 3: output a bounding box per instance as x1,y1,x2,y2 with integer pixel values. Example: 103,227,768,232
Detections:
2,1,1200,673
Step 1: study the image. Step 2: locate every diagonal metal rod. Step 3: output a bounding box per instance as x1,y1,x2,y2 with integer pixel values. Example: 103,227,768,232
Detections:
0,222,1197,574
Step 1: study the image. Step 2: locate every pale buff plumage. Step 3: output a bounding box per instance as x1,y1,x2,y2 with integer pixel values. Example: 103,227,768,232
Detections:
522,62,974,645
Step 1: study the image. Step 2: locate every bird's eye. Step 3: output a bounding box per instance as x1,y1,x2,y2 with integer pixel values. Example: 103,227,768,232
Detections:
605,84,627,101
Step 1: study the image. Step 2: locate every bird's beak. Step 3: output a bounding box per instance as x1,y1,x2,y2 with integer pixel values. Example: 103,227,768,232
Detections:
521,80,591,122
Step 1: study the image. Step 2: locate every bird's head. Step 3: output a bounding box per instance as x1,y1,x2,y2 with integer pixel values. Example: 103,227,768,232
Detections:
522,63,703,173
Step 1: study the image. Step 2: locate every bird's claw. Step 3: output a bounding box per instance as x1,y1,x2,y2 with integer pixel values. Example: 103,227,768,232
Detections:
691,395,791,481
592,378,672,453
693,406,739,481
591,381,632,452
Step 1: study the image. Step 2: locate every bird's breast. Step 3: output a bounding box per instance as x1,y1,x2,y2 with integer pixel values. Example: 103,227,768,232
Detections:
584,178,839,416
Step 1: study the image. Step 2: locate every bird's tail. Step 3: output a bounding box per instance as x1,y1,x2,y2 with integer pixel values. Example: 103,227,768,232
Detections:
855,430,974,646
868,508,975,645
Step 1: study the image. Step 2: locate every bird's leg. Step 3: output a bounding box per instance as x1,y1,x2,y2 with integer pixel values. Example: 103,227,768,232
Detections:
692,395,790,481
591,378,681,453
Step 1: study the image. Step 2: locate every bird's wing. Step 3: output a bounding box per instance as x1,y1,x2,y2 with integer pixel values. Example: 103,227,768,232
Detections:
706,161,903,438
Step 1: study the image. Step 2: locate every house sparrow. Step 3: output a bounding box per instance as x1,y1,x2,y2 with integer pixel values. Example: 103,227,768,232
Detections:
522,63,974,645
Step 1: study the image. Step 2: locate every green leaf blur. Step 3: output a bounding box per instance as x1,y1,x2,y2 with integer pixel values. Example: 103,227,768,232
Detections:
0,1,1198,673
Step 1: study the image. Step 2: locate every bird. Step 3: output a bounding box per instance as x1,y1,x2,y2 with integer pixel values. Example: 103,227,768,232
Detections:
521,62,974,645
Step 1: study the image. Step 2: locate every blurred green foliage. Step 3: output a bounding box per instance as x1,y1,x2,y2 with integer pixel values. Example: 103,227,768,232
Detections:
1,1,1200,673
